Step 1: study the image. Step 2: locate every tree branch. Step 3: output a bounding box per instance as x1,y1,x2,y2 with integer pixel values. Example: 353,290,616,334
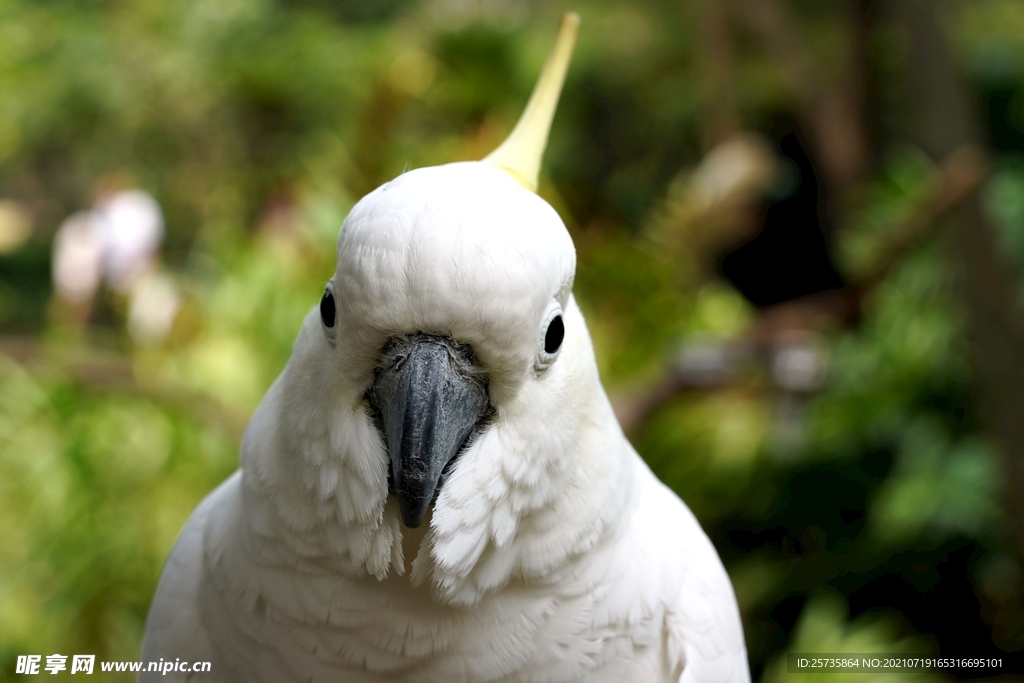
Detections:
614,145,988,436
729,0,868,189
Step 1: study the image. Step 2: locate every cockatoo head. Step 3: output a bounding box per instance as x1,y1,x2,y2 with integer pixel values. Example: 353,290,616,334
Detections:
326,162,575,528
317,14,584,531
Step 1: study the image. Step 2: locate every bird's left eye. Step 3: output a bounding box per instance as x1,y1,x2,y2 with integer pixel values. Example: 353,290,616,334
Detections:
320,288,336,328
545,315,564,353
536,306,564,373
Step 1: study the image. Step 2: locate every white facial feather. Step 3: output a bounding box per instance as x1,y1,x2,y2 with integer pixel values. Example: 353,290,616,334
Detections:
240,314,404,579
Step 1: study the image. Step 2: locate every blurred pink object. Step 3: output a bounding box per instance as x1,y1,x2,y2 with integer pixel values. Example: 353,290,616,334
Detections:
94,189,164,292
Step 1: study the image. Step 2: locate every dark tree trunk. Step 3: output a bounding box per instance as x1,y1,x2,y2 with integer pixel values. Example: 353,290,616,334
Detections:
899,0,1024,555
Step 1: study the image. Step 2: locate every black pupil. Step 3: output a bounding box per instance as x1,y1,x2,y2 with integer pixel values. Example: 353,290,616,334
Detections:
320,290,336,327
544,315,564,354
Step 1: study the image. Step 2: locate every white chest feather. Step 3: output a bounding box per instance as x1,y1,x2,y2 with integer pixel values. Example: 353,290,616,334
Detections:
198,464,684,683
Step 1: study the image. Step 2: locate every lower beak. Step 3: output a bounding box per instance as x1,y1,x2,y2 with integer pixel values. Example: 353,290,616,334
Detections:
368,334,491,528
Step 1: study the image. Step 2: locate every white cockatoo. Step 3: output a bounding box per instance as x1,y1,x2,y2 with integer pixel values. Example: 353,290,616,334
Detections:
141,14,749,683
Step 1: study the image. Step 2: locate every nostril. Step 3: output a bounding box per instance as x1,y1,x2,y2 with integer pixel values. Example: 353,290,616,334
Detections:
405,459,428,478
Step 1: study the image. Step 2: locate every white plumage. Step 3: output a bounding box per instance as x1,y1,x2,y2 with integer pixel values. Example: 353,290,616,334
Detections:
141,16,749,683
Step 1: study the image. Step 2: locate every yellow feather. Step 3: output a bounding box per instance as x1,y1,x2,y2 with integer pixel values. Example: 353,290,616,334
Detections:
483,12,580,192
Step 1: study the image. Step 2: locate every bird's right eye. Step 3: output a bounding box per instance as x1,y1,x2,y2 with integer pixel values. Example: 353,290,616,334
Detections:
320,289,336,328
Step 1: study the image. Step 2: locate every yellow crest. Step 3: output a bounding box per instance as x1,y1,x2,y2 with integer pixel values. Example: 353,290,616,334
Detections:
483,12,580,192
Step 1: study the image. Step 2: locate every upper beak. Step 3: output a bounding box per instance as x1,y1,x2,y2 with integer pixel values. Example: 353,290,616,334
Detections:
368,334,492,528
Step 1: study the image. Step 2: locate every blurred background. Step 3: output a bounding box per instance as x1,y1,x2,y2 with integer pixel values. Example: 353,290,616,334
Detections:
1,0,1024,680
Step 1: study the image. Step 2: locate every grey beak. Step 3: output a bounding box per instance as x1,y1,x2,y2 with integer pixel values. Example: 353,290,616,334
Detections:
368,334,491,528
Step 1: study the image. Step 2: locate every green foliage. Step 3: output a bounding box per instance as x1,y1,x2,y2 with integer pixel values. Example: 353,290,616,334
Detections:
761,594,943,683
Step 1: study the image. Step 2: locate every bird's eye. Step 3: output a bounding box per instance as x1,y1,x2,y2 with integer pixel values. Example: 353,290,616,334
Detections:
544,315,564,354
536,306,564,374
320,288,336,328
